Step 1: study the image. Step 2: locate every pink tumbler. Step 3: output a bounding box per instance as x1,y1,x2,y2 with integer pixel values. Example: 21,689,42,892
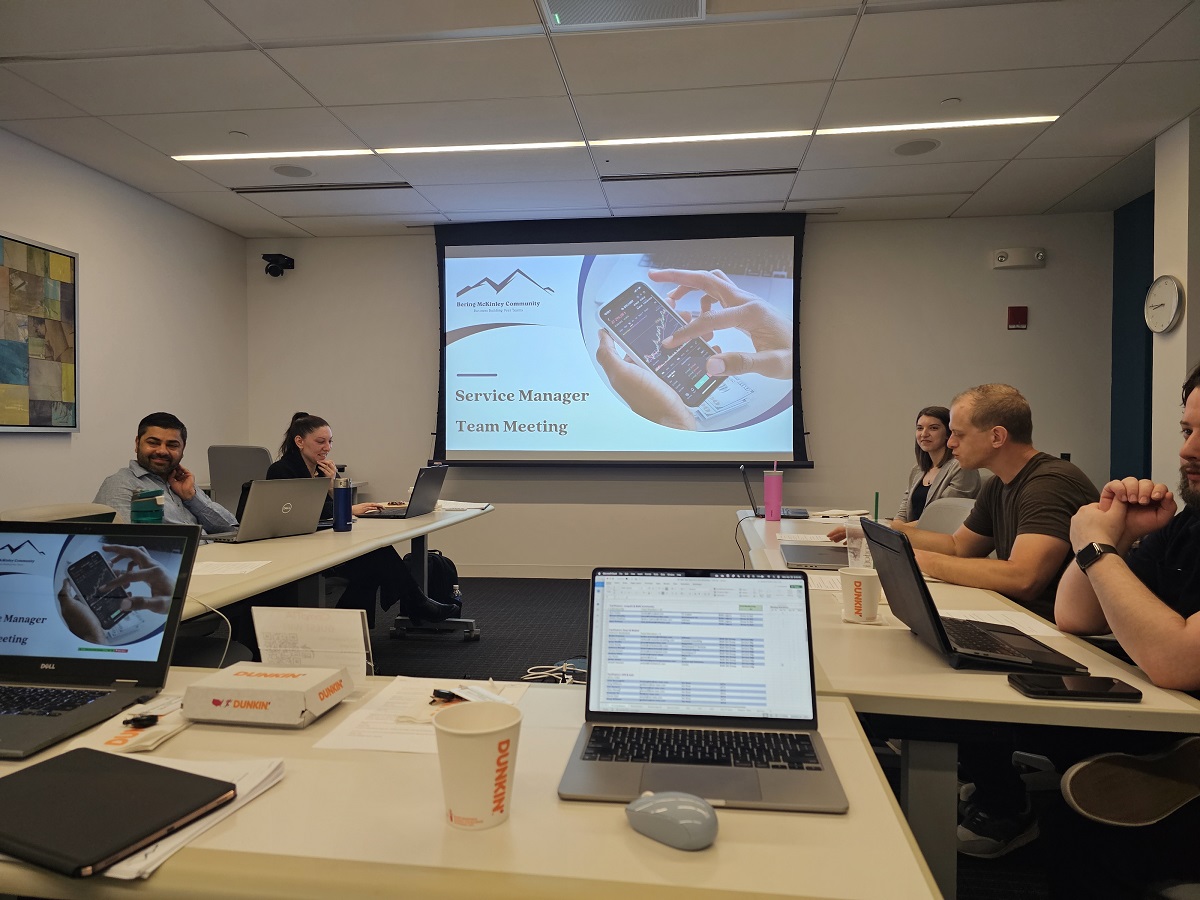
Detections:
763,471,783,521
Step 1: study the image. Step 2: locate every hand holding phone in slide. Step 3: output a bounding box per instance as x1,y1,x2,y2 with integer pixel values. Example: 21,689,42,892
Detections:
650,268,793,380
596,329,698,431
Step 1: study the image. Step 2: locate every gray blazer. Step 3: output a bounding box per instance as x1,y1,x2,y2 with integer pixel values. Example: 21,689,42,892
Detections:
893,458,981,522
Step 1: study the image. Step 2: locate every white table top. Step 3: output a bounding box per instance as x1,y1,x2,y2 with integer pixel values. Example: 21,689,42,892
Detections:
185,506,492,617
738,512,1200,732
0,672,940,900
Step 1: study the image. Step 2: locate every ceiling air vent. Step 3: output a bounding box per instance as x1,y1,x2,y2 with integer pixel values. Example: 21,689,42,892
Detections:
541,0,704,31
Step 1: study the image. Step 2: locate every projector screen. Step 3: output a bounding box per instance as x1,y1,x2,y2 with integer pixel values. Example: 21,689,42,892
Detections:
435,214,808,466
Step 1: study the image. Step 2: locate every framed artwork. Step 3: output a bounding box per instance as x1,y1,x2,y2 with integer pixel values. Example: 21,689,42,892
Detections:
0,231,77,432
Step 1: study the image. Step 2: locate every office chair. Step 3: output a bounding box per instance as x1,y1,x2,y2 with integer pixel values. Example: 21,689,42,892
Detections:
0,502,117,523
914,497,977,534
207,445,273,514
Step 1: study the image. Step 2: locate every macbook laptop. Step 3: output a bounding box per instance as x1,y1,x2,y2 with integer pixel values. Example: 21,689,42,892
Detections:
209,478,328,543
861,518,1088,674
780,543,849,570
0,520,200,759
359,466,448,520
740,465,808,518
558,568,849,813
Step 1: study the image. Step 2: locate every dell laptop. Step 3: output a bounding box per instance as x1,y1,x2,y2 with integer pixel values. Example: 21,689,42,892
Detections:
210,477,328,543
558,568,849,813
861,518,1088,674
359,466,448,520
0,521,200,759
740,465,808,518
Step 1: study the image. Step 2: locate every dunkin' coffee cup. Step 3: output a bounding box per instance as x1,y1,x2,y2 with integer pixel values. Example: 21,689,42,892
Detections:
839,566,881,624
432,701,522,830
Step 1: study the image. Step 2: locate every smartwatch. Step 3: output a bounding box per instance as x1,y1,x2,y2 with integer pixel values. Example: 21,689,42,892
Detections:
1075,542,1118,572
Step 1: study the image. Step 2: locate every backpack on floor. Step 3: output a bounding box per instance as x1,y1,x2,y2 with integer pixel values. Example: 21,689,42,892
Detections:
403,549,461,610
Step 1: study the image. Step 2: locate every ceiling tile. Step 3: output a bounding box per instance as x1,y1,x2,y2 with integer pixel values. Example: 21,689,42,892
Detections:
1,117,224,193
209,0,540,43
151,191,313,238
1131,2,1200,62
788,194,973,220
790,160,1004,200
242,186,439,217
269,36,564,106
179,154,405,189
334,96,583,147
803,122,1049,170
0,68,87,120
420,180,609,211
575,82,828,140
7,51,317,116
1046,144,1155,214
103,108,368,156
595,138,808,176
840,0,1188,79
953,156,1124,217
602,172,795,207
1020,61,1200,159
0,0,248,56
553,18,853,95
385,148,597,186
281,214,449,237
819,67,1113,129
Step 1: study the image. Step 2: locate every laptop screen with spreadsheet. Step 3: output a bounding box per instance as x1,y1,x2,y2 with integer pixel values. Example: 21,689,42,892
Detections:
586,569,816,727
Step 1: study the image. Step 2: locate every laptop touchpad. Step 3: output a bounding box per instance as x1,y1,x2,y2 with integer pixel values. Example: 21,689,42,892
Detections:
640,765,761,801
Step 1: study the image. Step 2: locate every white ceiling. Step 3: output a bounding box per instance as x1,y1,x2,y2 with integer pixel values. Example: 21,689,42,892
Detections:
1,0,1197,237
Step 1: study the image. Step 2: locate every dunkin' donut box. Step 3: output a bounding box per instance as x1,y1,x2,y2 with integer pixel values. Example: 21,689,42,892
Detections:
182,664,349,728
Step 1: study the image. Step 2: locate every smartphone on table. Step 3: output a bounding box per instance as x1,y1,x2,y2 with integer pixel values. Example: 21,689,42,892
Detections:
1008,673,1143,702
599,281,726,407
67,551,131,631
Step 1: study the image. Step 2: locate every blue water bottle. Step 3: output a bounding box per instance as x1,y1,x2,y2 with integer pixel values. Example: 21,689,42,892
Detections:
333,477,353,531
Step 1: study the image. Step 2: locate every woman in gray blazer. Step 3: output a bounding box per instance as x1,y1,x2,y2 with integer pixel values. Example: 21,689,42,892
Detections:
893,405,981,523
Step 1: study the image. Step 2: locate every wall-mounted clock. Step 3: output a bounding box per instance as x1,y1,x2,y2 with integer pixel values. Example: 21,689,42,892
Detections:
1145,274,1184,333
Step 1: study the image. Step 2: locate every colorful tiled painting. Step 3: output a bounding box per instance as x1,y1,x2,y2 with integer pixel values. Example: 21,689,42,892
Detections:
0,233,77,431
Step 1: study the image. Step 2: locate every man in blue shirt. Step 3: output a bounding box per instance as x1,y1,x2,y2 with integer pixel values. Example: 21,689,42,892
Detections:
94,411,238,534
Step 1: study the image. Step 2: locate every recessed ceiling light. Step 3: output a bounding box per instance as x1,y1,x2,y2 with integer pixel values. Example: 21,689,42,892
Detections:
940,98,962,107
893,139,941,156
172,149,372,162
272,164,313,178
816,115,1056,136
377,140,585,154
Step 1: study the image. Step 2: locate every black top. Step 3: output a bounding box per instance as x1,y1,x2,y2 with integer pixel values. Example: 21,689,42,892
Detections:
266,455,333,519
1125,506,1200,620
909,481,931,521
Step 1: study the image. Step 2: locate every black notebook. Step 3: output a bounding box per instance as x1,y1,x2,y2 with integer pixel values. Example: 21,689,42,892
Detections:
0,748,236,877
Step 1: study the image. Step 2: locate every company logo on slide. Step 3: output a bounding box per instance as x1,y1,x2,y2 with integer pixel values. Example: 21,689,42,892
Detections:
456,269,554,298
0,539,46,563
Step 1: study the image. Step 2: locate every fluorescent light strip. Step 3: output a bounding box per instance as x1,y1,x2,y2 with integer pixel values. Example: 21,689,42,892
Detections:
171,116,1058,162
173,149,372,162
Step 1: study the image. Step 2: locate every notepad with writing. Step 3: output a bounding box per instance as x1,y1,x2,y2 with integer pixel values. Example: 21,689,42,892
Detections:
0,747,236,877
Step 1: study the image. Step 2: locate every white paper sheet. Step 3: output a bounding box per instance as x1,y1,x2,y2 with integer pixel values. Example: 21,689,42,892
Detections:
437,500,490,511
806,573,842,592
778,533,837,543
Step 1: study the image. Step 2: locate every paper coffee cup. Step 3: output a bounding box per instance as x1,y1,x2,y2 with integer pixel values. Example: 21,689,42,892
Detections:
432,701,522,830
839,567,881,624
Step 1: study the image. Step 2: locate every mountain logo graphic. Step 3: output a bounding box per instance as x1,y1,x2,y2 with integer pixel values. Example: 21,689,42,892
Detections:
0,539,45,556
456,269,555,298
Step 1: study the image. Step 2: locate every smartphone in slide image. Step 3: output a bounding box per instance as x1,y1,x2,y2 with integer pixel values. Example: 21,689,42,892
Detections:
1007,673,1143,702
66,551,131,631
599,281,726,407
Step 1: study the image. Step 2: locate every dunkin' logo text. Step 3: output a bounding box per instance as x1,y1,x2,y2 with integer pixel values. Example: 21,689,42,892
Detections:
318,679,344,702
210,697,272,710
853,579,863,617
492,739,512,814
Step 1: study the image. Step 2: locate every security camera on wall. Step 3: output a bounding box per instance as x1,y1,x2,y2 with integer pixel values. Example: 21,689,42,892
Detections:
262,254,294,277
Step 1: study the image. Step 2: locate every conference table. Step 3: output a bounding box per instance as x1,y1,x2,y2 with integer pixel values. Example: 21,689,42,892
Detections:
0,671,941,899
182,506,493,621
738,512,1200,899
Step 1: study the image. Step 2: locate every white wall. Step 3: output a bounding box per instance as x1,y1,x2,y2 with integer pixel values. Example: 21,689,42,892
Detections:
0,130,248,510
245,213,1113,578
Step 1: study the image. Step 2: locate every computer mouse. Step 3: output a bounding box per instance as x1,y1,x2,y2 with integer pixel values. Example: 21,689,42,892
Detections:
625,791,718,851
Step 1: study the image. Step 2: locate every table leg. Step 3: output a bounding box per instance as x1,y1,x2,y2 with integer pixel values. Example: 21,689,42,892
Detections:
900,739,958,900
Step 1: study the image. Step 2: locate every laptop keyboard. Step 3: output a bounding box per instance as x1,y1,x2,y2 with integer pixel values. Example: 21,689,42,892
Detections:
0,686,107,716
942,617,1026,658
583,725,822,770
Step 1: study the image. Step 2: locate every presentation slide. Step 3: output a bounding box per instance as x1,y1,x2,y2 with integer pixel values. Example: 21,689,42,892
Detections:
442,235,797,463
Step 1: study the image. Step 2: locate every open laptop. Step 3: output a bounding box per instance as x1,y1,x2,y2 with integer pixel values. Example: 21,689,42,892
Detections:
739,465,808,518
358,466,448,520
558,568,849,813
210,478,328,543
0,521,200,759
861,518,1088,674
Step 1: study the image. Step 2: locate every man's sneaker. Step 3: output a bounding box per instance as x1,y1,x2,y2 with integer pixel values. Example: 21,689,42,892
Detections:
1061,736,1200,827
957,781,976,820
957,800,1039,858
